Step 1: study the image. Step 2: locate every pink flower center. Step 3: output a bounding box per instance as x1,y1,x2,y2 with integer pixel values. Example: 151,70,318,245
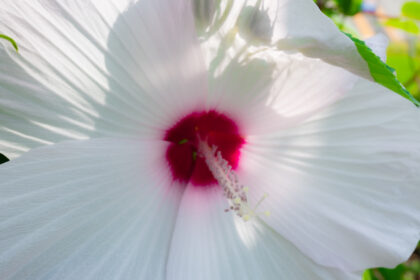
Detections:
164,110,244,187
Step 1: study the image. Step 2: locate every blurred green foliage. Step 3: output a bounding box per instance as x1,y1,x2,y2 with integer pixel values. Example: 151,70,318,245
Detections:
387,41,420,101
314,0,363,16
334,0,363,15
384,18,419,35
401,2,420,21
384,1,420,101
316,1,420,279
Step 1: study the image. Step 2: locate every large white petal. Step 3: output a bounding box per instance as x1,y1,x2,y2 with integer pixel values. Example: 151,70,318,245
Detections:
0,138,183,280
197,0,369,80
167,185,360,280
196,0,360,135
0,0,207,158
239,79,420,271
206,50,357,135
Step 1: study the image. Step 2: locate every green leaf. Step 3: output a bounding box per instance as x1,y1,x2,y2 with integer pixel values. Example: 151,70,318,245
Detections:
402,1,420,20
0,34,18,52
362,270,374,280
0,153,9,165
334,0,362,16
385,18,419,34
346,33,420,106
377,264,406,279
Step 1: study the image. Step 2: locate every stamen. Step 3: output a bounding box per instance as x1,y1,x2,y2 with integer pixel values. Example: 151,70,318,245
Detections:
197,139,269,222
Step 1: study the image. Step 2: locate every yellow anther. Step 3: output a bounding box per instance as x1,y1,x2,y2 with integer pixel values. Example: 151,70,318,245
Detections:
233,197,241,204
243,215,251,221
264,211,271,217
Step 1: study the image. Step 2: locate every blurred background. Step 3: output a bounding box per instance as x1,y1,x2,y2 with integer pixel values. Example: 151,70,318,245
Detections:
315,1,420,279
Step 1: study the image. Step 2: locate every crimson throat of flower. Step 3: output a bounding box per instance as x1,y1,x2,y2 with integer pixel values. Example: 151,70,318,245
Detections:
164,110,269,221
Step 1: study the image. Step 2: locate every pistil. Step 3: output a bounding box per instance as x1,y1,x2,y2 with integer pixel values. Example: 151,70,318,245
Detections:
197,138,270,222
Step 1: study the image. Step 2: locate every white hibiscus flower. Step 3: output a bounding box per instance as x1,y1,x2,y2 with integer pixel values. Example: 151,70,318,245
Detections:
0,0,419,279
